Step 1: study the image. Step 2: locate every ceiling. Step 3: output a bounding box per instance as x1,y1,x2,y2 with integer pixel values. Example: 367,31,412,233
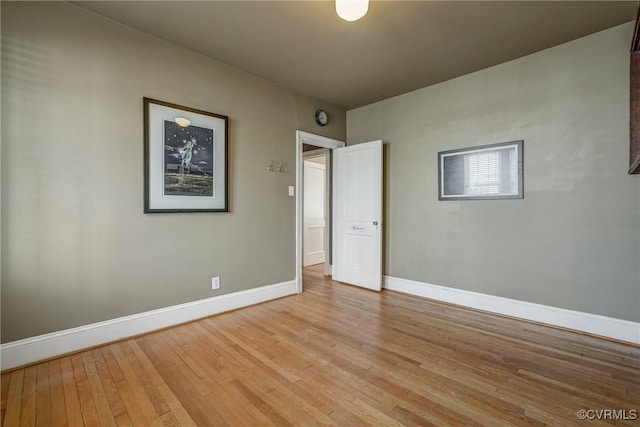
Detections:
72,1,638,110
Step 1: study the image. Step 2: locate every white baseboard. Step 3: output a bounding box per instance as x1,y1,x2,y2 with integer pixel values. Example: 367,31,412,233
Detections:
1,279,297,371
384,276,640,345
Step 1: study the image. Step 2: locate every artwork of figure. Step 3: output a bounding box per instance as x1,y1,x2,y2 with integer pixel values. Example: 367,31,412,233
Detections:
163,120,215,196
179,139,195,175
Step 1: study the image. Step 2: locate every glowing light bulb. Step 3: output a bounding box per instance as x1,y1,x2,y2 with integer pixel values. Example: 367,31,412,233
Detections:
336,0,369,22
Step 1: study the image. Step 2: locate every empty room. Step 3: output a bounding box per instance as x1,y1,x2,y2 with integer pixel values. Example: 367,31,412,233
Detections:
1,1,639,426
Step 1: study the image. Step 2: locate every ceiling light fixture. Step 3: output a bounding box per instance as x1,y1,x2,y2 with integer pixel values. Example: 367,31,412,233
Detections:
335,0,369,22
175,117,191,127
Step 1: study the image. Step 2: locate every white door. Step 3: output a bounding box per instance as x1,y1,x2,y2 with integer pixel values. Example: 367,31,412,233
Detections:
303,159,326,266
333,140,383,291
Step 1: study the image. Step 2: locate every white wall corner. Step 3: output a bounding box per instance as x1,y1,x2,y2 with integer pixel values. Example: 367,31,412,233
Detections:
1,279,297,371
383,276,640,345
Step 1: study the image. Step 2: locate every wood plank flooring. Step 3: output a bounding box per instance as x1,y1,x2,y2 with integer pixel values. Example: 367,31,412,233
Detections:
2,265,639,426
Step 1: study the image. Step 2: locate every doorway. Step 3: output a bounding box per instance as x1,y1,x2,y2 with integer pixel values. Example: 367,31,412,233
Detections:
295,131,345,293
296,131,384,294
303,149,329,271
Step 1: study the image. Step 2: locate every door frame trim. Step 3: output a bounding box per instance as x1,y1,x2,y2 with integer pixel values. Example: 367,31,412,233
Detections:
295,131,345,293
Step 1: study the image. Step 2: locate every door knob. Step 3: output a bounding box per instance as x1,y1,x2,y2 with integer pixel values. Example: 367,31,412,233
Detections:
373,221,378,226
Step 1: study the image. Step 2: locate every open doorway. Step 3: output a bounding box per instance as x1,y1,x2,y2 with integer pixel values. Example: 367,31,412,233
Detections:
303,149,329,272
296,131,384,293
302,149,330,290
295,131,345,293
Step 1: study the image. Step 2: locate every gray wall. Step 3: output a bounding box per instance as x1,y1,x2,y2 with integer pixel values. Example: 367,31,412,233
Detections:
1,1,346,343
348,23,640,322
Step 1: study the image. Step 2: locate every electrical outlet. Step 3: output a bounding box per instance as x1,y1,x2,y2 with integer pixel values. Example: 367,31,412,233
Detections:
211,276,220,290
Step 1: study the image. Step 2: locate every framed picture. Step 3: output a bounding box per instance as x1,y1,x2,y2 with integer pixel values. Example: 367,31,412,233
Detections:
630,7,640,174
143,98,229,212
438,140,523,201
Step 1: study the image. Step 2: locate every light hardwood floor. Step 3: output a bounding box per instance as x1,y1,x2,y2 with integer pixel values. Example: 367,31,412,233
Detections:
2,265,639,426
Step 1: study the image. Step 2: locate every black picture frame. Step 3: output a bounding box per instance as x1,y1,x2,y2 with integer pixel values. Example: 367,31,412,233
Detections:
630,6,640,174
438,140,523,201
143,97,229,212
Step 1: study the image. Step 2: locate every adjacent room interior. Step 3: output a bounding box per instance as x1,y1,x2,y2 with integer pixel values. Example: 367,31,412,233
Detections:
2,1,639,425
